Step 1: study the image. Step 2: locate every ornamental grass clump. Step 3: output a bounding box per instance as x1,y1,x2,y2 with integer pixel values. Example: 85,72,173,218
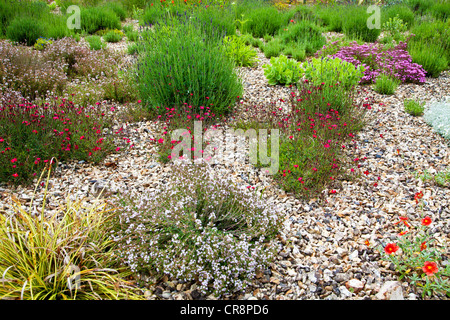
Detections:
0,168,143,300
111,161,284,296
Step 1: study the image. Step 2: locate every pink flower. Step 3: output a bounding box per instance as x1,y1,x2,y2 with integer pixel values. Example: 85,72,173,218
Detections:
116,147,120,151
12,173,18,178
158,138,164,144
11,158,17,163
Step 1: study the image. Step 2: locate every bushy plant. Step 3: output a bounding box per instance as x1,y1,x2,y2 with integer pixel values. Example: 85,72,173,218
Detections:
315,4,345,32
111,160,283,296
223,35,259,67
283,45,306,61
0,174,143,300
135,17,242,116
404,98,425,116
342,5,381,42
86,35,107,50
301,57,366,89
423,97,450,142
102,1,127,21
6,17,46,46
262,38,283,58
248,80,371,199
276,19,326,56
262,55,302,86
332,41,426,83
80,6,121,34
407,40,448,78
0,97,126,184
373,74,400,95
244,5,293,38
381,4,415,29
103,29,124,43
409,20,450,61
427,1,450,20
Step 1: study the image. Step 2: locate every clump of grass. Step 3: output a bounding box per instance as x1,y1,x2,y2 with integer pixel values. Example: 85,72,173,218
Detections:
0,168,143,300
103,29,124,43
404,98,425,116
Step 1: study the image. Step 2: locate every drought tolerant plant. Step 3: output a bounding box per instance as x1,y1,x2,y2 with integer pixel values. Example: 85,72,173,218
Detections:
378,207,449,298
382,14,408,43
331,41,426,83
262,38,283,59
404,98,424,116
34,37,54,51
0,169,143,300
407,41,448,78
223,35,259,67
6,17,46,46
251,80,371,199
0,97,127,184
373,73,400,95
111,160,283,296
381,4,415,29
103,29,125,43
86,35,107,50
262,55,302,86
423,97,450,142
342,5,381,42
135,16,243,116
80,6,122,34
244,5,293,38
301,56,366,89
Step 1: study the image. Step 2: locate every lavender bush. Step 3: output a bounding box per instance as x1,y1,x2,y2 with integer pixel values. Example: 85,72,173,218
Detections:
111,160,284,296
330,40,426,84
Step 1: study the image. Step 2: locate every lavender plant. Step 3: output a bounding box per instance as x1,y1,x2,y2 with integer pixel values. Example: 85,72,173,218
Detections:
111,160,284,296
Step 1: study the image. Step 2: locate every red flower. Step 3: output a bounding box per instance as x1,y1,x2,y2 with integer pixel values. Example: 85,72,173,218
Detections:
421,216,432,226
398,230,408,236
422,261,438,276
384,243,399,255
12,173,18,178
414,191,424,203
420,241,427,252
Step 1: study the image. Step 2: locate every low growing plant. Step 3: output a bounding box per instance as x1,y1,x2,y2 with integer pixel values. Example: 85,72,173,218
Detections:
111,160,284,296
373,74,400,95
404,98,425,116
262,55,302,86
223,35,259,67
378,204,449,298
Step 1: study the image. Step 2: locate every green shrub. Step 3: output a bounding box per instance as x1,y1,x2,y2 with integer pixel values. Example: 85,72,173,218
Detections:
315,4,345,32
262,55,302,86
407,0,434,14
223,35,259,67
409,20,450,61
86,35,106,50
373,74,400,95
6,17,46,46
427,1,450,20
102,1,127,21
135,17,243,116
404,98,425,116
103,29,124,43
80,6,121,34
283,45,306,61
111,161,283,297
301,57,366,89
408,40,448,78
245,6,293,38
262,38,283,58
342,6,381,42
276,20,326,56
381,4,415,29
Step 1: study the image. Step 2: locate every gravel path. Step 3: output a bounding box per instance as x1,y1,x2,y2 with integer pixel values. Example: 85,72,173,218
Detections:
1,34,449,300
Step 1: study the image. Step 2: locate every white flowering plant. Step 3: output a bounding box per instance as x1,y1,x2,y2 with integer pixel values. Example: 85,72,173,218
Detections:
110,160,284,296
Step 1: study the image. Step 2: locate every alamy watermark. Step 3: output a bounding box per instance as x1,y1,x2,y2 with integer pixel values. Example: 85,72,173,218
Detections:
169,121,280,175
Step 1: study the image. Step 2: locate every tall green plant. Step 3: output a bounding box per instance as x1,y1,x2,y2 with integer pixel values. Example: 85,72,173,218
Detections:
135,16,242,116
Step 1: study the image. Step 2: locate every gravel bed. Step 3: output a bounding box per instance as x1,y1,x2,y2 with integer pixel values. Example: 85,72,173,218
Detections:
1,35,449,300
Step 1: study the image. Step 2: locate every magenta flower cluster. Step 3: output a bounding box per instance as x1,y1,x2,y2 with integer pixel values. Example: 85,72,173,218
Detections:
330,41,426,84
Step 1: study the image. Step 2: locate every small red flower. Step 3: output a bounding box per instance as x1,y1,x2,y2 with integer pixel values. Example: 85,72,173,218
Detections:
364,240,370,247
12,173,19,178
384,243,399,255
398,230,408,236
421,216,432,226
422,261,438,276
414,191,424,203
420,241,427,252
